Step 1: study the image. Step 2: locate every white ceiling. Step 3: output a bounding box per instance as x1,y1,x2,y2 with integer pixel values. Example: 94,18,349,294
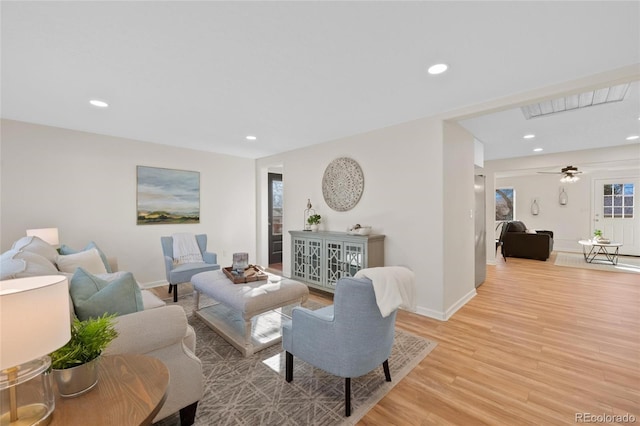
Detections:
459,82,640,161
2,2,639,159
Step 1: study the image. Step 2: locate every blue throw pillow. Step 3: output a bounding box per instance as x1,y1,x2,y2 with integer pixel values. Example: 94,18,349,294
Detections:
59,241,112,273
70,267,143,321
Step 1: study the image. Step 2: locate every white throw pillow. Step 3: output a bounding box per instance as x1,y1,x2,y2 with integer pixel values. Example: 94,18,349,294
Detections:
56,248,108,274
1,249,59,279
525,229,537,234
12,236,59,263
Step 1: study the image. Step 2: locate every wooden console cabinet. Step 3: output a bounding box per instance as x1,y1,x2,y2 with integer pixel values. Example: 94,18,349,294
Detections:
289,230,385,292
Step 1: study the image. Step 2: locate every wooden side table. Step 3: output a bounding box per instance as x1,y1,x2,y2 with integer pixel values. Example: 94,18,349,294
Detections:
50,354,169,426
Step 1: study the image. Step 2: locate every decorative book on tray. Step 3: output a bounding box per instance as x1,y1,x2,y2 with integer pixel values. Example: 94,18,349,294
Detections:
224,264,268,284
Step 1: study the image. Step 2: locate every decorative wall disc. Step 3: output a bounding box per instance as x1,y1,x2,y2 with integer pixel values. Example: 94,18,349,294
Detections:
322,157,364,212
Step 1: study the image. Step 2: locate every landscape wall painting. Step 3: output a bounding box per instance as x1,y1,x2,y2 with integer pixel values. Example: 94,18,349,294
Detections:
137,166,200,225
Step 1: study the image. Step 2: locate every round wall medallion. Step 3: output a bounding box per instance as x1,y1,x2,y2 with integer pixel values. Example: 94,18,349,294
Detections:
322,157,364,212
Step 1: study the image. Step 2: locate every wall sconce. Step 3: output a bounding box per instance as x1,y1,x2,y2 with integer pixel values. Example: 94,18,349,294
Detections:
559,187,568,206
531,198,540,215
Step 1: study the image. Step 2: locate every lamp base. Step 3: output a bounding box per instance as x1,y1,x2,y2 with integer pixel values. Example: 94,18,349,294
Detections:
0,403,52,426
1,357,55,426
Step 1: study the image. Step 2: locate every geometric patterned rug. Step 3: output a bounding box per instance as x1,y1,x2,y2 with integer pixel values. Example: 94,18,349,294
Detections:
153,290,437,426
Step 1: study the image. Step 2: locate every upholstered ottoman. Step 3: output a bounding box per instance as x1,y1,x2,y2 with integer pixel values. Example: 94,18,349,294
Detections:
191,270,309,356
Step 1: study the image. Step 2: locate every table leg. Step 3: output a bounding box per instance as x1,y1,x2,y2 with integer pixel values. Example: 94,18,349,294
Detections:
243,316,253,356
193,290,200,314
585,245,599,263
585,245,619,265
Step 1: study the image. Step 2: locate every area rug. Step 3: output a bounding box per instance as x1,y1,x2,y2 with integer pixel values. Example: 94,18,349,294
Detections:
554,251,640,274
153,290,437,426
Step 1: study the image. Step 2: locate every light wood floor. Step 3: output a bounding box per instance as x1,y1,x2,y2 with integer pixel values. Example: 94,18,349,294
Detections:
310,253,640,425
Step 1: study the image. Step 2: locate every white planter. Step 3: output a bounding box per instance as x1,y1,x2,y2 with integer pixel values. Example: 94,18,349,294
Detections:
310,224,319,232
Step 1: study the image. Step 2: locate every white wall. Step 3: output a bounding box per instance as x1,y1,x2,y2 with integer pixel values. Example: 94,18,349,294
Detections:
256,116,476,320
443,121,476,316
494,174,590,251
1,119,256,286
483,144,640,260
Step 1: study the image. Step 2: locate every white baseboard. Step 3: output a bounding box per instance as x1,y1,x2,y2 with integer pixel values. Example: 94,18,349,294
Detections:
444,288,477,320
414,306,446,321
139,280,168,289
414,288,477,321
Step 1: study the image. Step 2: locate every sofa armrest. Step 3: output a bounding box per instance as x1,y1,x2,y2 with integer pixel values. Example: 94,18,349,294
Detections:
537,230,554,239
104,305,188,355
164,255,174,281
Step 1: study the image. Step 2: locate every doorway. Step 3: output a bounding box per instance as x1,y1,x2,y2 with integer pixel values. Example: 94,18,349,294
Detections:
268,173,283,270
592,178,640,256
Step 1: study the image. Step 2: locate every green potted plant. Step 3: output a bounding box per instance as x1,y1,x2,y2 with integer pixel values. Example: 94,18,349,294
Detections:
50,313,118,397
307,214,322,232
593,229,603,242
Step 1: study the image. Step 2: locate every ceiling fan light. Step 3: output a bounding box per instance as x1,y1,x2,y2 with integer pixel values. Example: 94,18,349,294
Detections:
560,175,580,183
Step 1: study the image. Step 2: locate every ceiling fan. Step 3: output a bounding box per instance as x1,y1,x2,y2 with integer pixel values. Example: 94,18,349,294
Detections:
538,165,582,182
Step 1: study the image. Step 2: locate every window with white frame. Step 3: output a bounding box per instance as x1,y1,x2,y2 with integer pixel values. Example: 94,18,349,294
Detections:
603,183,634,218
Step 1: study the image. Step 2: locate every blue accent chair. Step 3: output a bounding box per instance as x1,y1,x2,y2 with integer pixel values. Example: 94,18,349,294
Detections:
161,234,220,302
282,276,398,416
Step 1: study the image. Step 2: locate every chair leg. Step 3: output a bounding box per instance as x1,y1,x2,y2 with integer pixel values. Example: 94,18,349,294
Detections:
345,378,351,417
173,284,178,303
179,401,198,426
168,283,173,293
285,351,293,382
383,359,391,382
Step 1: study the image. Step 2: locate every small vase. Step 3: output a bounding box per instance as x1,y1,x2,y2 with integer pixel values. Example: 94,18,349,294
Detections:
310,224,319,232
53,358,99,398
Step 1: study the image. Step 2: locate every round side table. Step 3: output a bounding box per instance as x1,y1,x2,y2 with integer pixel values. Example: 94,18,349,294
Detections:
50,354,169,426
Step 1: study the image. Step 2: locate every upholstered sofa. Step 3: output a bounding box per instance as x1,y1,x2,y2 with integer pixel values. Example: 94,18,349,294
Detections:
1,236,203,425
498,220,554,261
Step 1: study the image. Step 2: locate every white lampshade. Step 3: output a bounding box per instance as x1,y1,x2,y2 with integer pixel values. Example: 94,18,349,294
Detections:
26,228,60,246
0,275,71,370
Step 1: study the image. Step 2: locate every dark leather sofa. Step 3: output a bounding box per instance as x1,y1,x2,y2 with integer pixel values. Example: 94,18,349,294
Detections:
499,221,554,261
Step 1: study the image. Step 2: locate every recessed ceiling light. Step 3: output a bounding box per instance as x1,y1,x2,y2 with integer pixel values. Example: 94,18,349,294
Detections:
89,99,109,108
245,135,257,141
427,63,448,75
533,148,543,152
626,135,639,141
523,134,535,139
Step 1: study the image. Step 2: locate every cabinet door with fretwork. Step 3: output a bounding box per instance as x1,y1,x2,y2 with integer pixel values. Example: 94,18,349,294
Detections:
324,240,365,289
292,236,323,286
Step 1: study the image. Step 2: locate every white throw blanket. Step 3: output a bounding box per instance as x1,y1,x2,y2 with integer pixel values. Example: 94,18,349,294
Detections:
354,266,417,318
172,233,204,265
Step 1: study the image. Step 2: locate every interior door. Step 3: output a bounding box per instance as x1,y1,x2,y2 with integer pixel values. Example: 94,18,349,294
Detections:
593,178,640,255
268,173,283,265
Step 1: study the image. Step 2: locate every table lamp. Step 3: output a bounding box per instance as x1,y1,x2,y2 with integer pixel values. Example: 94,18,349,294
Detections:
25,228,60,247
1,275,71,426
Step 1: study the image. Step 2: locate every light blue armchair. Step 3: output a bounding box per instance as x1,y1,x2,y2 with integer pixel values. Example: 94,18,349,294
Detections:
282,276,398,416
161,234,220,302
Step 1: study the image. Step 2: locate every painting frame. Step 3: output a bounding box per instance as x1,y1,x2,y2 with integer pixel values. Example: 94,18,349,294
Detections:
495,187,515,222
136,165,200,225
